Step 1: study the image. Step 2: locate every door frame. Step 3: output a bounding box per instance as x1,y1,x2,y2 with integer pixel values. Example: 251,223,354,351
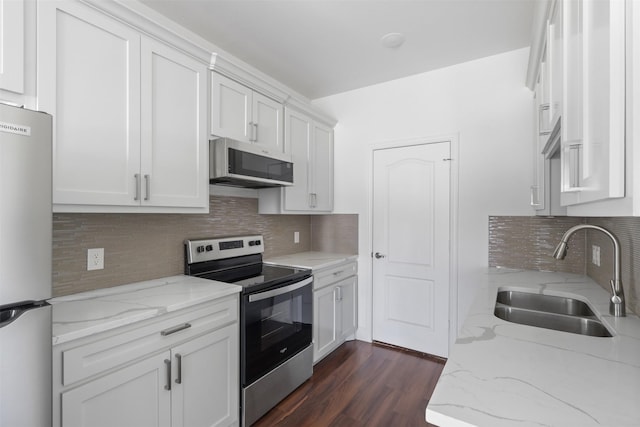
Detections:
368,134,460,350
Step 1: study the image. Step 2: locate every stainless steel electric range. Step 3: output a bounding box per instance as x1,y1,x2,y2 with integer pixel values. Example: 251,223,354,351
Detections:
184,235,313,426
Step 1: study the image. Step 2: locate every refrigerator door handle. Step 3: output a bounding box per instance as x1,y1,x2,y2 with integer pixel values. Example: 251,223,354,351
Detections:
0,302,48,329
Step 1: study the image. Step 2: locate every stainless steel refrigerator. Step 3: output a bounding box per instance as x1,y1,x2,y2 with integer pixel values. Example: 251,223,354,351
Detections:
0,103,52,427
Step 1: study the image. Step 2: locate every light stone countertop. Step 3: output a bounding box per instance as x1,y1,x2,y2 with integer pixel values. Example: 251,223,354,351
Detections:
49,275,241,345
426,268,640,427
264,251,357,271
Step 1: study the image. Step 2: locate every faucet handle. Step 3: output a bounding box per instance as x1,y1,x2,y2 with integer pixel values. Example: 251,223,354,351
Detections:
610,280,622,304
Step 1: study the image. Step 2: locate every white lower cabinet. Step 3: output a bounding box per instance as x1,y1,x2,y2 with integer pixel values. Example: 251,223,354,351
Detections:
171,326,239,427
62,352,171,427
53,297,239,427
312,261,357,364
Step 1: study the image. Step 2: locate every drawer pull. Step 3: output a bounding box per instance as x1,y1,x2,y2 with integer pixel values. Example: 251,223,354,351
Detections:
161,323,191,336
333,270,344,276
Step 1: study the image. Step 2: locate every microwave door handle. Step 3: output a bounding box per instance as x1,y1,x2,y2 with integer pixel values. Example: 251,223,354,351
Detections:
248,277,313,302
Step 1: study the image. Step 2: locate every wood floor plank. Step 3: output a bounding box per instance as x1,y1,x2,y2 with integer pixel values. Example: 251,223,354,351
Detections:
252,340,445,427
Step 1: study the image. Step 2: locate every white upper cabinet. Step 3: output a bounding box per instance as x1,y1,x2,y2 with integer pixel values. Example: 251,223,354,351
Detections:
0,0,24,94
39,0,142,208
141,37,208,209
547,0,563,131
560,0,625,207
527,0,631,215
38,0,208,213
311,121,334,212
211,72,284,152
258,107,334,214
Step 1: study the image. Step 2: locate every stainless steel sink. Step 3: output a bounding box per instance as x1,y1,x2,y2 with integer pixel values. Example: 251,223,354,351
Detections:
496,290,596,317
494,290,613,338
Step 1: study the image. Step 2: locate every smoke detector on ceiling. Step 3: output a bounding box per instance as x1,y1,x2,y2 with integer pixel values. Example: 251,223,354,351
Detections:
380,32,406,49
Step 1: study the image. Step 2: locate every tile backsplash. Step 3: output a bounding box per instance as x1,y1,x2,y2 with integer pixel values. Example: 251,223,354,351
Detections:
53,195,357,297
489,216,586,273
489,216,640,316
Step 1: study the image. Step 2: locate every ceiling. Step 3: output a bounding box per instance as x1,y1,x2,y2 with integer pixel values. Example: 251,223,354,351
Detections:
139,0,536,100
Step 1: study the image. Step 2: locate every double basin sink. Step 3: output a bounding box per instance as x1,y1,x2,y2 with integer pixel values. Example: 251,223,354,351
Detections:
494,290,613,337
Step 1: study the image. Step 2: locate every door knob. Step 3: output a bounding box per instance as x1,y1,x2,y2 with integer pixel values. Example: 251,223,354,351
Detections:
374,252,386,259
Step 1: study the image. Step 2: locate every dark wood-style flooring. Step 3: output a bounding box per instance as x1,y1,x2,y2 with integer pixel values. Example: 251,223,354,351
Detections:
253,340,445,427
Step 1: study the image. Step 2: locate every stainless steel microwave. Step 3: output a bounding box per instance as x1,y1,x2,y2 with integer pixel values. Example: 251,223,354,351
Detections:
209,138,294,188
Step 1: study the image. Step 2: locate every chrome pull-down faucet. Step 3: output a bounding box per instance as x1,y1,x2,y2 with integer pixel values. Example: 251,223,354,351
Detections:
552,224,625,317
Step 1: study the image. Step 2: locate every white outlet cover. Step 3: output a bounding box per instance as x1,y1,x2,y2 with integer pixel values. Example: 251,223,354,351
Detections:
87,248,104,271
592,245,600,266
294,231,300,244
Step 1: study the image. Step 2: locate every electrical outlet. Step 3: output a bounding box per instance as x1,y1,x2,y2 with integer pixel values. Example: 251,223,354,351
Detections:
294,231,300,244
592,245,600,267
87,248,104,271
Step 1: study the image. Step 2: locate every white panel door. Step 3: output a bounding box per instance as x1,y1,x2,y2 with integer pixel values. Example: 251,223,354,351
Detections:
61,352,171,427
140,37,207,208
0,0,24,93
252,91,283,152
210,72,251,141
38,0,141,206
372,142,450,357
171,325,239,427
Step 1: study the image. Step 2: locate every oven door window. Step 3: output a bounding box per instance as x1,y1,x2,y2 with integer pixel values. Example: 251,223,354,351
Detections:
243,282,312,385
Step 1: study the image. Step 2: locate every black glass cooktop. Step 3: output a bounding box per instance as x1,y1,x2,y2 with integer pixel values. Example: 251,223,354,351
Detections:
197,263,311,294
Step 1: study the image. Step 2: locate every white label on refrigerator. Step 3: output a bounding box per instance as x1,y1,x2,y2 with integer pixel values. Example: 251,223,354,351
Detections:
0,121,31,136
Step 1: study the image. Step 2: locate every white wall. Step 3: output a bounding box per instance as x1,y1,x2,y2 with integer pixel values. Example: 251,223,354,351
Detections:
313,47,534,342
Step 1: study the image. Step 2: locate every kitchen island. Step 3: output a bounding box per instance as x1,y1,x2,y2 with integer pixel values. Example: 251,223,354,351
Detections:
426,268,640,427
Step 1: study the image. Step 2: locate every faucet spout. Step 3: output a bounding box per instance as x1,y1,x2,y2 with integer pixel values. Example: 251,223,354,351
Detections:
552,224,625,317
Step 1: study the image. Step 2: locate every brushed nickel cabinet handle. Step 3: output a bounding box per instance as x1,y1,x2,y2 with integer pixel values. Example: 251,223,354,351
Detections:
160,323,191,336
164,359,171,391
144,174,150,201
134,174,141,201
175,353,182,384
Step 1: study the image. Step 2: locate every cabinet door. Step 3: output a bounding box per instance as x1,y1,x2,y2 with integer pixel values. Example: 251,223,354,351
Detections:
171,324,239,427
140,37,208,209
283,108,312,210
310,122,334,211
313,285,338,363
337,276,357,341
38,0,141,207
0,0,24,93
252,91,284,152
560,0,625,205
61,352,171,427
210,72,251,142
547,0,562,129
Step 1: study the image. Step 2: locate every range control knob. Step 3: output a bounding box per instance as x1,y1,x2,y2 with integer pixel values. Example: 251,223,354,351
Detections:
205,245,213,251
249,240,261,247
196,246,205,253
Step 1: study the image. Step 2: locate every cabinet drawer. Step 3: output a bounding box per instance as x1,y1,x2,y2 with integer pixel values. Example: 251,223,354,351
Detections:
314,261,357,290
61,296,237,386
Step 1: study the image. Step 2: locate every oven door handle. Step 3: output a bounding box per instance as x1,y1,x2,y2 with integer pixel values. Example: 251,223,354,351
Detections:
248,277,313,302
